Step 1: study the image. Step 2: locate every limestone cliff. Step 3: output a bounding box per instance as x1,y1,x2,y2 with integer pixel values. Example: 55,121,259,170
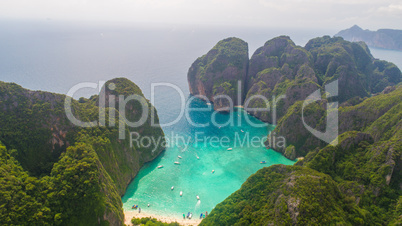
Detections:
0,78,165,225
188,36,401,124
245,36,319,123
187,37,249,111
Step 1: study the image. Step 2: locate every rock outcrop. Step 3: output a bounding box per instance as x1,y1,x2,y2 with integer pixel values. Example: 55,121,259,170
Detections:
189,35,402,226
188,35,401,123
187,37,249,111
245,36,319,123
0,78,166,225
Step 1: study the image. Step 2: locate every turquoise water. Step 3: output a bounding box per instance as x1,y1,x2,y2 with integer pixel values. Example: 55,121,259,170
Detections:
122,98,295,217
2,21,401,219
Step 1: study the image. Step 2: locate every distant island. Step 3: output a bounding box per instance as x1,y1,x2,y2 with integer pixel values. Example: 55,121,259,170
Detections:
335,25,402,51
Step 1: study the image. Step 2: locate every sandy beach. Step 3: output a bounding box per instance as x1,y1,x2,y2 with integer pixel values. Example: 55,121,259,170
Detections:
124,210,202,226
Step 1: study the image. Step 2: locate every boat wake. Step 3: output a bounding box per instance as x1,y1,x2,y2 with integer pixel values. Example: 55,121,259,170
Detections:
194,200,201,212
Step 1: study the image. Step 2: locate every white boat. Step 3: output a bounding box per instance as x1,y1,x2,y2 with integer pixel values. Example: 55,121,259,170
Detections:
197,156,200,159
227,148,233,151
171,186,174,190
241,130,244,132
174,162,180,165
212,170,215,173
206,103,211,105
178,155,182,159
196,195,200,200
180,191,183,196
157,165,163,169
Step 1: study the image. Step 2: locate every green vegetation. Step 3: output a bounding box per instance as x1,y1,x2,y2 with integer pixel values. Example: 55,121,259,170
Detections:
201,85,402,225
0,141,119,225
0,78,165,225
186,36,401,225
273,85,402,158
200,165,365,225
131,217,180,226
244,36,401,122
187,37,249,110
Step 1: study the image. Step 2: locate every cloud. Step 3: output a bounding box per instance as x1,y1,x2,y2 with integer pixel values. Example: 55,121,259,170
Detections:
378,4,402,15
0,0,401,30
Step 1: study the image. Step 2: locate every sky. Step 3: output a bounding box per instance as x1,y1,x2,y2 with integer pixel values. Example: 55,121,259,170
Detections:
0,0,401,30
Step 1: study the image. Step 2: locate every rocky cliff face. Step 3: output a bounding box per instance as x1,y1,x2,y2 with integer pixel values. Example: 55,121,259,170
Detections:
187,35,401,162
0,82,75,175
97,78,165,195
335,25,402,51
187,37,249,111
0,78,165,225
273,85,402,159
245,36,319,123
190,35,402,226
188,35,401,123
247,35,400,124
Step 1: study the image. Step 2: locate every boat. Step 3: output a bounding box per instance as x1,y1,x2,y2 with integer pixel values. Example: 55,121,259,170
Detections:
174,162,180,165
171,186,174,190
157,165,163,169
132,205,138,209
206,103,211,105
180,191,183,196
211,170,215,173
196,195,200,200
178,155,182,159
196,156,200,159
260,161,266,164
241,129,244,132
227,148,232,151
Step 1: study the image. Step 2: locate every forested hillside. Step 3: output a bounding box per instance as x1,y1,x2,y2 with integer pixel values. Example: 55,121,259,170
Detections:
0,78,165,225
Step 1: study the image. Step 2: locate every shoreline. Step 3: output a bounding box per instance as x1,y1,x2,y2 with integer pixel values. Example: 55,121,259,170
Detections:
124,210,202,226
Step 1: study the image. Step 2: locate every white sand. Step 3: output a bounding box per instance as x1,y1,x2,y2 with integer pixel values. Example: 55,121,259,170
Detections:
124,210,202,226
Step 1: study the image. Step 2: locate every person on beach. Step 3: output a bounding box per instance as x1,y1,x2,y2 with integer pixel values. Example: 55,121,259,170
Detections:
205,211,208,217
183,213,185,219
200,213,203,219
139,207,141,213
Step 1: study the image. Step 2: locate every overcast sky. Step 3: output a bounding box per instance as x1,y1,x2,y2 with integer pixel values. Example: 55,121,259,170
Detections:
0,0,401,30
